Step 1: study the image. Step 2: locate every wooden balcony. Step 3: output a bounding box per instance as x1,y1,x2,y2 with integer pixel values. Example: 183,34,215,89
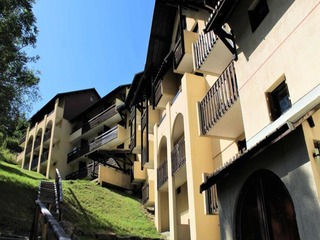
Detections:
41,150,49,164
34,137,41,149
68,125,125,164
174,30,199,74
142,180,155,207
25,144,32,155
19,134,26,147
89,125,125,152
157,159,168,190
171,136,186,175
82,104,118,134
193,30,234,75
199,61,243,139
67,144,89,163
43,130,51,143
66,162,99,180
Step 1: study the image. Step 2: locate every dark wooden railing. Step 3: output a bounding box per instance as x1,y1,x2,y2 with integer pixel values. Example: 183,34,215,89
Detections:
43,130,51,142
174,37,184,68
154,79,163,107
157,159,168,189
34,137,41,149
31,157,38,170
142,183,149,204
193,30,218,70
142,147,148,169
141,109,147,131
41,150,49,163
89,126,118,152
205,175,219,214
67,144,89,163
19,134,26,145
66,162,99,180
30,169,70,240
171,136,186,175
82,105,117,134
199,61,238,135
25,143,32,154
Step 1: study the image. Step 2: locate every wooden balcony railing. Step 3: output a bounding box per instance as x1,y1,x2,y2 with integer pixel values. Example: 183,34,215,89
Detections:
67,144,89,163
142,183,149,204
66,162,99,180
171,136,186,175
129,134,136,152
89,126,118,152
26,144,32,154
142,147,148,169
43,130,51,142
193,30,218,70
82,104,117,134
141,109,147,131
41,150,49,163
199,61,238,135
31,157,38,170
157,159,168,189
174,37,184,68
205,175,219,214
34,138,41,149
19,134,26,145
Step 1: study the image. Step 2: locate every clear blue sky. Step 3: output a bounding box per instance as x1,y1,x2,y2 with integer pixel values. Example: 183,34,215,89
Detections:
28,0,155,117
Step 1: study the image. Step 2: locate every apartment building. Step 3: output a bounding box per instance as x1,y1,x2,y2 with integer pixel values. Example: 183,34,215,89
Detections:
127,0,320,239
16,0,320,239
17,88,100,178
17,85,136,191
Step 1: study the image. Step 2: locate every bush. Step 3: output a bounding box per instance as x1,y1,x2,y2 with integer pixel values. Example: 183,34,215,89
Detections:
0,148,17,164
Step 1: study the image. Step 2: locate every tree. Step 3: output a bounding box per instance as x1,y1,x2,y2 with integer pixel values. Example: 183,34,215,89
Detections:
0,0,40,137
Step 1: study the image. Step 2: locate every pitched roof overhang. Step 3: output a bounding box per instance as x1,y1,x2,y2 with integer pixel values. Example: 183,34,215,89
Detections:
29,88,100,124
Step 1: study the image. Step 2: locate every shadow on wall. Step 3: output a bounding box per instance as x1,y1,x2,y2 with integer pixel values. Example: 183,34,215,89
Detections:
230,0,295,61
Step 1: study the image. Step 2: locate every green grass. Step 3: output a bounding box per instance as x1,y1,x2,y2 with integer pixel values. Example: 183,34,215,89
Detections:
0,160,161,239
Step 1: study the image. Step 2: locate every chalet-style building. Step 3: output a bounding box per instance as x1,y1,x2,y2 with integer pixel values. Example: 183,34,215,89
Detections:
128,0,320,239
17,0,320,239
17,85,136,191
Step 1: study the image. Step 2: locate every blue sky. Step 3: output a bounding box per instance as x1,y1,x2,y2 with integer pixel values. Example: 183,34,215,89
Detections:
28,0,155,117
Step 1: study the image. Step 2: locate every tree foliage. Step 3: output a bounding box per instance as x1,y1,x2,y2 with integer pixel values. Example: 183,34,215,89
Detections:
0,0,40,136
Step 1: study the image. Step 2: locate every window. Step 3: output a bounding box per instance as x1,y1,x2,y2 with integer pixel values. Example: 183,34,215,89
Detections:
267,81,291,121
248,0,269,32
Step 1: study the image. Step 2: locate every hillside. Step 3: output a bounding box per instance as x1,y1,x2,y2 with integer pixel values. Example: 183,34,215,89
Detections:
0,160,161,239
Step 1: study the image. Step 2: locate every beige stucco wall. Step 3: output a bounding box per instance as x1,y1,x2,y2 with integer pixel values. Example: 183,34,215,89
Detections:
99,165,132,190
230,0,320,142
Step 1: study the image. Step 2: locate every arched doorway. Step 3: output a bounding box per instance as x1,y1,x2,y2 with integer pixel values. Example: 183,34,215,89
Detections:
235,170,300,240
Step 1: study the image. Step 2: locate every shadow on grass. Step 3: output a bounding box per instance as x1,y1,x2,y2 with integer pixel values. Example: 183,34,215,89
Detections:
0,180,37,235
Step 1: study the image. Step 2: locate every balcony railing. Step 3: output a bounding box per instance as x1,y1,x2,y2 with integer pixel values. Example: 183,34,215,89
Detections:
19,134,26,145
89,126,118,152
199,61,238,135
142,183,149,204
205,176,219,214
25,144,32,155
193,31,218,70
31,157,38,170
67,144,90,163
41,150,49,163
66,162,99,180
82,105,117,134
141,109,147,131
43,130,51,142
193,29,235,75
171,136,186,175
157,159,168,189
142,147,148,169
34,138,41,149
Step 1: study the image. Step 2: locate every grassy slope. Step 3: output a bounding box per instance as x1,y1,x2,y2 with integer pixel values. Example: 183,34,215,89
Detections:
0,160,161,239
